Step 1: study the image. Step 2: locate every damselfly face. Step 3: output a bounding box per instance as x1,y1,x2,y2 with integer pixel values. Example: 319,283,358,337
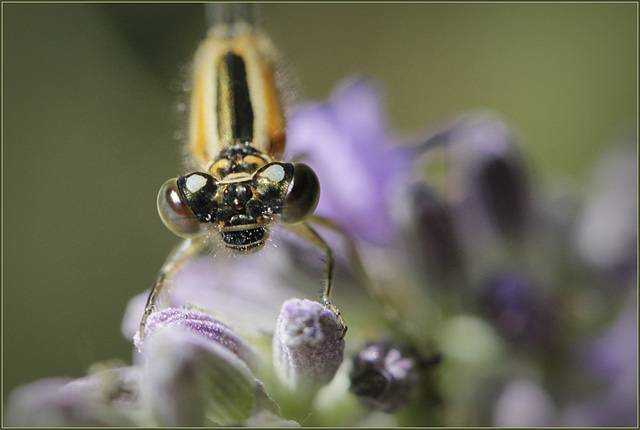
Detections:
158,151,320,252
157,24,320,253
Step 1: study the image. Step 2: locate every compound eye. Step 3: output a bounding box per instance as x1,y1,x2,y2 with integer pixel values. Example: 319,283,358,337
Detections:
157,178,205,238
281,163,320,225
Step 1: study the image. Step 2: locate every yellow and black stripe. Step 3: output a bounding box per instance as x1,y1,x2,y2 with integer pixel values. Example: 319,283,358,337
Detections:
188,26,286,167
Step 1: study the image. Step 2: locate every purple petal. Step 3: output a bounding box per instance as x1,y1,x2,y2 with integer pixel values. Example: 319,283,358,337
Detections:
136,307,257,369
330,77,388,145
286,77,411,245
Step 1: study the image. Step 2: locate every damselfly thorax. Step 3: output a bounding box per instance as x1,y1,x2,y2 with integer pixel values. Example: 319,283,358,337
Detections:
141,20,346,337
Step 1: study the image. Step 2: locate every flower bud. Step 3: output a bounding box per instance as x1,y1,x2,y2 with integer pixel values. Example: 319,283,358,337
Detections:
409,183,464,285
443,114,531,239
481,271,554,347
349,341,437,413
477,152,529,238
273,299,345,394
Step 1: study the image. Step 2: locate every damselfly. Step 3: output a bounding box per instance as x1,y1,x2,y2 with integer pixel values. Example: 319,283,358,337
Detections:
140,4,346,338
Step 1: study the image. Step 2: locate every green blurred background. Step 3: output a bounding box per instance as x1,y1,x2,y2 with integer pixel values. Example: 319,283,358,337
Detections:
3,3,636,397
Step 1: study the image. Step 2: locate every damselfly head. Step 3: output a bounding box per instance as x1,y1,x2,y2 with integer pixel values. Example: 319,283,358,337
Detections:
158,158,320,253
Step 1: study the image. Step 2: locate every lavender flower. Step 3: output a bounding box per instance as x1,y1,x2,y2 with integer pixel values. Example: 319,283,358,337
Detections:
287,77,411,245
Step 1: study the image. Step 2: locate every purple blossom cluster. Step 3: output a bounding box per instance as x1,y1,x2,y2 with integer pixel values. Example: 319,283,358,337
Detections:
6,78,636,426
